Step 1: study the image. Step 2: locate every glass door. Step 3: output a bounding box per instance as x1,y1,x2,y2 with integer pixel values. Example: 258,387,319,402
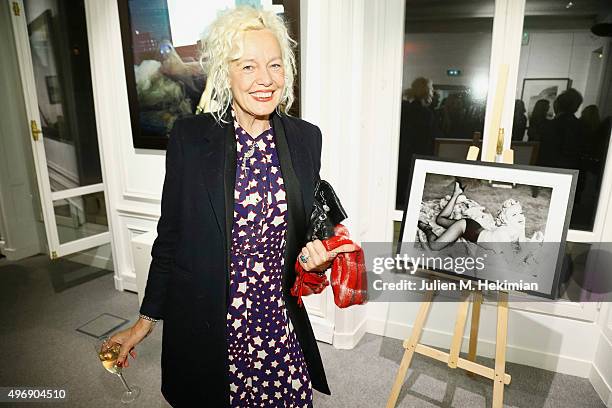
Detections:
9,0,110,258
393,0,497,230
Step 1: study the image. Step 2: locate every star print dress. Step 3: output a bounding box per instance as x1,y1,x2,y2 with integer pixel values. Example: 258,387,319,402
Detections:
225,120,313,407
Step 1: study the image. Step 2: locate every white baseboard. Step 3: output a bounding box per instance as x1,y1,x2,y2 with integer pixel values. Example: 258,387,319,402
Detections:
590,332,612,407
111,269,138,293
590,364,612,408
367,317,593,377
333,316,368,350
1,243,40,260
310,315,334,344
118,275,137,292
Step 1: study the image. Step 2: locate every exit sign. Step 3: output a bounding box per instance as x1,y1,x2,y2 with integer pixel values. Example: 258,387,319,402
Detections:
447,69,461,76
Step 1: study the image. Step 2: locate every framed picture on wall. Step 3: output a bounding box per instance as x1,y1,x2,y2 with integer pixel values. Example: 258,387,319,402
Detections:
521,78,572,120
117,0,301,150
398,156,577,299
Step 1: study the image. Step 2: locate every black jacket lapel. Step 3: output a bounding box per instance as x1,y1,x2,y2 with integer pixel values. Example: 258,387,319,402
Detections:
223,124,237,287
198,115,236,301
199,126,226,237
273,114,306,295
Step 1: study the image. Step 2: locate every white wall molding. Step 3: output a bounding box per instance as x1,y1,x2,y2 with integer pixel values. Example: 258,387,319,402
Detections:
1,243,41,261
333,311,368,350
122,190,163,205
116,203,161,220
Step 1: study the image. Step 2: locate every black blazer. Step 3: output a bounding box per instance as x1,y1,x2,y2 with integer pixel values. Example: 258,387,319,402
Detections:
139,111,330,407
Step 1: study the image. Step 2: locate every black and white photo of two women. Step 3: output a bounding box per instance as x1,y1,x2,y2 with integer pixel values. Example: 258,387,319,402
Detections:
109,6,356,407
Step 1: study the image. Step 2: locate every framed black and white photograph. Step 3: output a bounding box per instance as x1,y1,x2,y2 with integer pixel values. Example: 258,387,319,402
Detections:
117,0,301,150
520,77,572,119
398,156,577,299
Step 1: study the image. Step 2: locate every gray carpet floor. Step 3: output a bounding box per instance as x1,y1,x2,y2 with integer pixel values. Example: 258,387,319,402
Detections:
0,254,606,407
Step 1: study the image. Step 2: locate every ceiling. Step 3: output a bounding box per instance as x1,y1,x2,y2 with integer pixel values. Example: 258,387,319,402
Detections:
404,0,612,33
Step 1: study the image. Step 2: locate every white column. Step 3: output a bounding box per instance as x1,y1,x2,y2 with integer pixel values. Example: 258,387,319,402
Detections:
84,0,131,290
301,0,405,349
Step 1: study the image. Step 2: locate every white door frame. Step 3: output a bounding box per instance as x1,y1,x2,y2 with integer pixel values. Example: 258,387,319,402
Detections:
9,0,110,259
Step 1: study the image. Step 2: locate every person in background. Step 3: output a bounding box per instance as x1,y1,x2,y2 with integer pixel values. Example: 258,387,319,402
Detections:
440,93,472,139
539,89,589,227
430,90,441,112
396,77,437,209
580,104,601,138
512,99,527,141
581,104,611,196
527,99,551,141
550,89,587,169
537,89,586,168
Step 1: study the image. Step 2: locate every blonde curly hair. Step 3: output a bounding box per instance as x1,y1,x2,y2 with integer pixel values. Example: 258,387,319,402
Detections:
199,6,297,123
495,198,522,226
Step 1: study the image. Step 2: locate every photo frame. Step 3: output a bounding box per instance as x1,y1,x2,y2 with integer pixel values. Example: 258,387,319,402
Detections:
117,0,301,150
520,78,572,119
398,156,577,299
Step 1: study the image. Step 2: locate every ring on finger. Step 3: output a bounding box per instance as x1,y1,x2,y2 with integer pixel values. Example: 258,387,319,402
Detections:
300,254,310,264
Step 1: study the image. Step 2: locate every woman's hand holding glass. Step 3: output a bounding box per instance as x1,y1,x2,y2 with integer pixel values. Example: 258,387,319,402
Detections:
109,318,154,368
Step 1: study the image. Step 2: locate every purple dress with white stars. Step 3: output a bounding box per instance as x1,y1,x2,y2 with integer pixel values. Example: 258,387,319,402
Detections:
226,118,313,407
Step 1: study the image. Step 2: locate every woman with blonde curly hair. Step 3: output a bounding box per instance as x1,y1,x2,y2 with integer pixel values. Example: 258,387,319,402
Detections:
107,6,344,407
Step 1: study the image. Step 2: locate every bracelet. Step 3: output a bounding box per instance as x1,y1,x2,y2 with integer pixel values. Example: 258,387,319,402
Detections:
139,314,161,323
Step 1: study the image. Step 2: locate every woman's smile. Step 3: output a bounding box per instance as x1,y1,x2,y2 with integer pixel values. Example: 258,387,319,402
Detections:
250,90,274,102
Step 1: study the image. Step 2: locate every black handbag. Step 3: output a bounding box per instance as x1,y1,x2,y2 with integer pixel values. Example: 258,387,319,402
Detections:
305,180,348,241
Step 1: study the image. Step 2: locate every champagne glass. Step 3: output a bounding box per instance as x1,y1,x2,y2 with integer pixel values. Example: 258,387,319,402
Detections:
95,337,141,403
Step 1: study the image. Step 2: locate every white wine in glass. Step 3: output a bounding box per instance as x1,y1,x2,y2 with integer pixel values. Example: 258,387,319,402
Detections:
95,337,141,403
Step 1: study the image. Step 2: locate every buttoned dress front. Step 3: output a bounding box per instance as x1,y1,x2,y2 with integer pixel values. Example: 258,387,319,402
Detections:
225,120,313,407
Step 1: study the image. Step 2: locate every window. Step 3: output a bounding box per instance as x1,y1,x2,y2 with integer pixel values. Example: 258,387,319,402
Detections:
396,1,495,209
512,0,612,231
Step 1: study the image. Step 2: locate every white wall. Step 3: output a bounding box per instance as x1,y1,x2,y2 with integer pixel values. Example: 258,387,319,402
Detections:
402,30,609,110
403,32,492,92
516,31,608,108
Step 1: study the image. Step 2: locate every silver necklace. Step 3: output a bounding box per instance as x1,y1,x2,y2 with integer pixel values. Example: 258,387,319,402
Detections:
232,110,270,168
242,142,257,168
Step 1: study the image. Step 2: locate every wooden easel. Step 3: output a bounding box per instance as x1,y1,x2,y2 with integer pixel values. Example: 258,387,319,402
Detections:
385,290,510,408
387,129,515,408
